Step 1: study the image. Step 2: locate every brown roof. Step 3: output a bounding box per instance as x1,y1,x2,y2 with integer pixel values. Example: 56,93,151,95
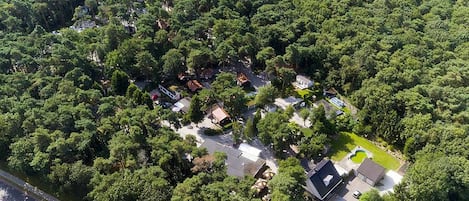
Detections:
357,158,386,183
187,80,203,92
211,105,230,123
324,88,338,95
237,72,250,84
199,68,215,79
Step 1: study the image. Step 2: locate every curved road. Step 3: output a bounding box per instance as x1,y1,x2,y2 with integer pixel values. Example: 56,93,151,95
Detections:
0,169,59,201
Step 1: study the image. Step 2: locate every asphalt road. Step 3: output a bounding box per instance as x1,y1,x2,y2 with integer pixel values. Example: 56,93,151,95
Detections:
0,178,36,201
0,169,59,201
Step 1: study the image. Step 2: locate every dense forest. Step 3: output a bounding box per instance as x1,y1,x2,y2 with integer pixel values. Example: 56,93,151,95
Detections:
0,0,468,200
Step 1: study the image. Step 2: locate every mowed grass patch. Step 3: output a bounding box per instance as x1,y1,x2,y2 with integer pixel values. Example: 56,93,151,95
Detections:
296,89,313,98
300,127,314,138
329,132,400,170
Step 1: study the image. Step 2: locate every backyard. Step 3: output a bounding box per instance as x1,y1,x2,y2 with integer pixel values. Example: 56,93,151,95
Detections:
329,132,401,170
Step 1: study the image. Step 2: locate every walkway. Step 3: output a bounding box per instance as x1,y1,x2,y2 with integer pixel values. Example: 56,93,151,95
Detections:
0,169,60,201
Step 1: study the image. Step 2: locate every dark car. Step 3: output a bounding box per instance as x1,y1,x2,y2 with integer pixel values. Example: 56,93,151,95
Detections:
160,102,173,109
352,190,362,199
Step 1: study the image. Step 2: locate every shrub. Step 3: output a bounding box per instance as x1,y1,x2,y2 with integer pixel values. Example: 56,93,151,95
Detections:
223,122,233,131
204,128,223,136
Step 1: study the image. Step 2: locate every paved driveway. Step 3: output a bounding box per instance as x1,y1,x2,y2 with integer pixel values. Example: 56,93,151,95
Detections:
331,175,372,201
221,61,268,90
376,170,402,195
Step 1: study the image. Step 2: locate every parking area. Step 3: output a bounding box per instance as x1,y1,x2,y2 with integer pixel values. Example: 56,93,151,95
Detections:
376,170,403,195
330,175,372,201
329,170,403,200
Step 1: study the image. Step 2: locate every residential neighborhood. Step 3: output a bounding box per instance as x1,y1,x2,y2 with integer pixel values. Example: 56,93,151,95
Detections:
148,61,406,201
1,0,465,201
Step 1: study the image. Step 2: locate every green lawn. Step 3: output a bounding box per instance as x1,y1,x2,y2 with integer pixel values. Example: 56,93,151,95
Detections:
329,132,401,170
296,89,313,98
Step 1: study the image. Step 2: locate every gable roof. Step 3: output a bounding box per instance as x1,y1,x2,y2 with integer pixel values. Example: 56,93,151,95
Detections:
186,80,203,92
172,97,191,113
357,158,386,183
306,159,342,200
296,75,312,82
210,105,230,123
200,139,266,178
237,72,250,85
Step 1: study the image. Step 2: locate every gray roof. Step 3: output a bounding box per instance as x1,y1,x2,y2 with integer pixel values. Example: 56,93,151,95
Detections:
172,97,191,113
357,158,386,183
200,139,266,178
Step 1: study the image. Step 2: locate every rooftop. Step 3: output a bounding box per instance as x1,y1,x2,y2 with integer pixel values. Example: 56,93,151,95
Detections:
210,105,230,124
187,80,203,92
296,75,312,82
171,97,191,113
306,159,343,200
357,158,386,184
200,139,266,178
237,72,250,85
274,96,302,110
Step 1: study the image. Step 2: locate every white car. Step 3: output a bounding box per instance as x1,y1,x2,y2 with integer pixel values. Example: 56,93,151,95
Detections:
352,190,362,199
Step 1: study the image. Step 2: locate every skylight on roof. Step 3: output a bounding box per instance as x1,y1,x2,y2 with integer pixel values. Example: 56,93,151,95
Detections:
323,175,334,186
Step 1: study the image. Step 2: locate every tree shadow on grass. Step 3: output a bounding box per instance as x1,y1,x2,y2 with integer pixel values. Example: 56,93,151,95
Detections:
328,133,354,160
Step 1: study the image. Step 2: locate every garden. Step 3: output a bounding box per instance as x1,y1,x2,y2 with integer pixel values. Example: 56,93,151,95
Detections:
329,132,400,170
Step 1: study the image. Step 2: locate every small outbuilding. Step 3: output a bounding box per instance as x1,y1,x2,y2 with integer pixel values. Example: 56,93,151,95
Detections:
356,158,386,186
209,104,231,125
186,80,204,92
237,72,251,87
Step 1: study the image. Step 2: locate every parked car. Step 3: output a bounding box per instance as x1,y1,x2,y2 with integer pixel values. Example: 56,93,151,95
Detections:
352,190,362,199
160,102,173,109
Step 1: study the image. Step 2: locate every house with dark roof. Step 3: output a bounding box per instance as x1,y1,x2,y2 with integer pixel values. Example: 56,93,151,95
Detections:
200,139,267,178
305,159,343,200
323,88,338,98
356,158,385,186
199,68,215,80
